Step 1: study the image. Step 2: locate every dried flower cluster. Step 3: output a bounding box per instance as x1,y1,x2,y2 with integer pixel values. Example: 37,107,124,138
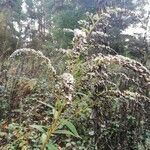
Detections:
92,54,150,80
9,48,56,75
81,54,150,97
55,73,75,103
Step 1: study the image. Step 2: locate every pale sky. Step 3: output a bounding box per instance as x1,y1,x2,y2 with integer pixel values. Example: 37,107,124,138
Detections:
19,0,150,40
122,3,150,39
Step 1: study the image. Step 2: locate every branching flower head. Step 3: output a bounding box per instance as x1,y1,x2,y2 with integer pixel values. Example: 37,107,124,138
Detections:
74,29,86,38
55,73,75,103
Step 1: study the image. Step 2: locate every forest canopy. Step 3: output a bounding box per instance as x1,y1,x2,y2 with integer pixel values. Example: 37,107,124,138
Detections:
0,0,150,149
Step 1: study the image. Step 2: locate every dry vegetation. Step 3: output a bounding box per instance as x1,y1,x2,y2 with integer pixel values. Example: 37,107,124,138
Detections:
0,0,150,149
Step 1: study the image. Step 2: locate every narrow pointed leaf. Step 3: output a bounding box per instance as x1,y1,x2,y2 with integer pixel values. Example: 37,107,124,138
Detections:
55,130,79,138
30,124,46,133
47,143,58,150
63,120,80,138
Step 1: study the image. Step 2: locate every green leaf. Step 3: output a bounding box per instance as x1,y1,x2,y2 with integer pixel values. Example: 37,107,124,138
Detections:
36,100,54,109
47,143,58,150
55,130,78,138
8,123,17,133
76,92,87,97
30,124,46,133
62,120,80,138
0,132,7,137
53,109,59,120
40,133,47,144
